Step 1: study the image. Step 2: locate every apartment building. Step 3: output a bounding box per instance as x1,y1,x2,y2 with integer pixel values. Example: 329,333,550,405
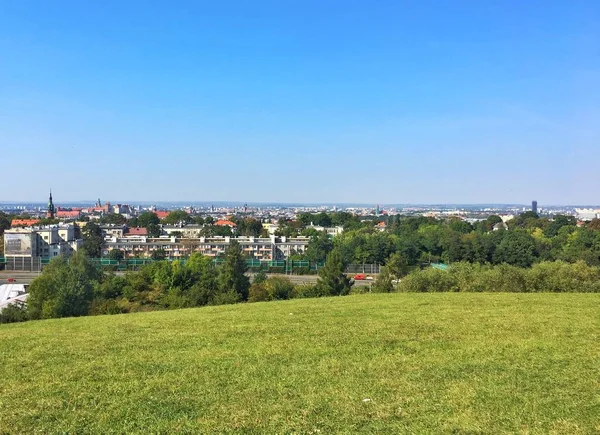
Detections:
3,224,83,270
102,235,310,261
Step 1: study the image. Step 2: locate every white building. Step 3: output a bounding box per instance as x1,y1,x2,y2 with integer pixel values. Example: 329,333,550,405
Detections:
0,283,29,311
3,224,83,270
575,208,600,221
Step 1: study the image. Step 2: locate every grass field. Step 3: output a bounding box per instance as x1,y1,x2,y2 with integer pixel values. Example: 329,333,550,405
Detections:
1,293,599,434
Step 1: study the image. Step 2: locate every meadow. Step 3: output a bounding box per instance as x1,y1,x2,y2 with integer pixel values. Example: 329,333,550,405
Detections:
1,293,598,434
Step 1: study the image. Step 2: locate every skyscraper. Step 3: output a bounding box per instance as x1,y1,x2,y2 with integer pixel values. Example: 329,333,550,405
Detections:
532,200,538,214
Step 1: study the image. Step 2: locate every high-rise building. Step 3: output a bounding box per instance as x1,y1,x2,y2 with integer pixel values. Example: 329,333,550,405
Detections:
532,200,538,214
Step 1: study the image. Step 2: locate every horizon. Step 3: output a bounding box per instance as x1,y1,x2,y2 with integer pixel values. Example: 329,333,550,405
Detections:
1,199,598,209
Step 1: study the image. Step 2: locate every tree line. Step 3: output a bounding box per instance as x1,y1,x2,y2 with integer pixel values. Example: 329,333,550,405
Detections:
0,242,353,323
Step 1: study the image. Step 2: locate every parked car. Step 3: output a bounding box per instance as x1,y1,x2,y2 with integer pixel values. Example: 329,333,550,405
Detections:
354,273,366,280
6,278,17,283
365,276,374,281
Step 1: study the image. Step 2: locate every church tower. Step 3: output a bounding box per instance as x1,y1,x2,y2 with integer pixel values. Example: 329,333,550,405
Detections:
47,190,55,218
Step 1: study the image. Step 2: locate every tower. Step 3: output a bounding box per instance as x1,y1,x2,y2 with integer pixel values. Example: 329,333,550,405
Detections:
47,190,55,218
532,200,538,214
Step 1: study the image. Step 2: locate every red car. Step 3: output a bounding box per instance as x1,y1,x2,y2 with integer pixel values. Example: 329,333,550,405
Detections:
6,278,17,283
354,274,366,280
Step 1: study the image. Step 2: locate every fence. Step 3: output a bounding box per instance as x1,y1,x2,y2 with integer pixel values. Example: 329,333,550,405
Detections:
0,255,381,275
344,263,381,274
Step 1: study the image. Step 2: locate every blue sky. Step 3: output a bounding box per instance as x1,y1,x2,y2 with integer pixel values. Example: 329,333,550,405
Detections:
1,1,599,204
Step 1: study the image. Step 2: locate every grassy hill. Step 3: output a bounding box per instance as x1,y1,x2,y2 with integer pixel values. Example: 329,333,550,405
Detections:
1,293,599,434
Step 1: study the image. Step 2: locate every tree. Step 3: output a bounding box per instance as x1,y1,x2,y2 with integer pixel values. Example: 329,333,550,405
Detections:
99,213,127,225
493,230,537,267
218,240,250,301
162,210,191,225
108,249,124,261
372,266,394,293
27,252,99,319
544,215,577,238
137,212,161,237
305,231,333,263
316,249,353,296
385,252,411,278
82,222,103,257
151,249,166,260
587,218,600,231
235,217,263,237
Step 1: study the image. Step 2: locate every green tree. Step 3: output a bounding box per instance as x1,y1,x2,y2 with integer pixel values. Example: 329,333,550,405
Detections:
494,230,537,267
99,213,127,225
544,215,577,238
305,231,334,263
372,266,394,293
82,222,103,257
385,252,411,278
137,212,162,237
27,252,99,319
151,249,166,260
218,240,250,301
316,249,353,296
162,210,191,225
108,249,124,261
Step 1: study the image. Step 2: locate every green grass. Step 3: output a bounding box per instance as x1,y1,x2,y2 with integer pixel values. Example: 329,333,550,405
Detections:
1,294,599,434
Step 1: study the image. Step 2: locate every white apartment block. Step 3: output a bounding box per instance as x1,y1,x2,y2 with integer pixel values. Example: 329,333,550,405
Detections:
103,235,310,260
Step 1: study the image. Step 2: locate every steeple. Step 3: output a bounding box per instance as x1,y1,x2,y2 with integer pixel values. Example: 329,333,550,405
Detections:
47,189,55,218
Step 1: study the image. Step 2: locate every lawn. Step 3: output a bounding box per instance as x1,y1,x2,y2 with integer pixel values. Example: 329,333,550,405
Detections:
1,293,599,434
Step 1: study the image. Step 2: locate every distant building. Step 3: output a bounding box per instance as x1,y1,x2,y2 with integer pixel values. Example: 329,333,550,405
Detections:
575,208,600,221
103,235,310,261
46,190,55,218
532,201,538,214
307,223,344,237
11,219,41,227
154,211,170,220
3,224,83,270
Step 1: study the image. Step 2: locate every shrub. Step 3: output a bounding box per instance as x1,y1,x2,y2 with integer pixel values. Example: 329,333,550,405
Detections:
0,303,29,323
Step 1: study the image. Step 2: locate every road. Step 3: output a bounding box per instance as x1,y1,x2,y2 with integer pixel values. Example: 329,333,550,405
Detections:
0,270,374,287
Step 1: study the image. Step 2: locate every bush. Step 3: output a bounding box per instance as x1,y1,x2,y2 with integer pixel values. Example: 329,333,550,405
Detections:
527,261,600,293
395,261,600,293
397,267,457,292
0,303,29,323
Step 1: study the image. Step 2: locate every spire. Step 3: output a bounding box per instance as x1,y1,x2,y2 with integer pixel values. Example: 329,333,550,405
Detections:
47,189,55,218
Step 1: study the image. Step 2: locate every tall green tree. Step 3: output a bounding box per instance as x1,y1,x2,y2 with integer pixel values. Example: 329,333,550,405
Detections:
82,222,103,257
305,231,334,263
218,240,250,301
316,249,353,296
137,212,161,237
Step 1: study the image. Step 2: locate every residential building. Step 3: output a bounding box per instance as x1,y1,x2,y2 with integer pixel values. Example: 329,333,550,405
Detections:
103,235,310,261
3,224,83,270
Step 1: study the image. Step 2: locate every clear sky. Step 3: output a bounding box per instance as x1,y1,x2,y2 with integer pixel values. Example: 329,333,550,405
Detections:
1,1,599,205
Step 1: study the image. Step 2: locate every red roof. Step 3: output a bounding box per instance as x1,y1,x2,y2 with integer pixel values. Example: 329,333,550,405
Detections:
215,220,237,227
125,227,148,236
11,219,41,227
154,211,169,219
56,210,81,218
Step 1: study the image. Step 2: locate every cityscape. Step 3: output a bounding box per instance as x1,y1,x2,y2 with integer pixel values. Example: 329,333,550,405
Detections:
2,0,599,432
1,191,599,271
